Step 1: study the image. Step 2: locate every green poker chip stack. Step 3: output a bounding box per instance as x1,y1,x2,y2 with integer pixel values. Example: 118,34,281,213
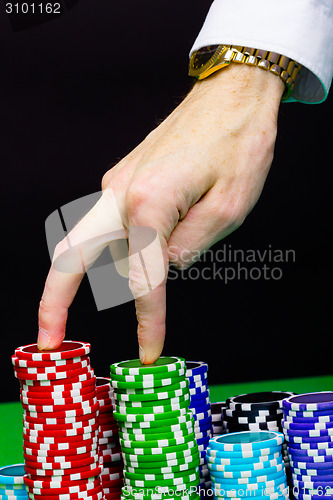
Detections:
110,357,201,500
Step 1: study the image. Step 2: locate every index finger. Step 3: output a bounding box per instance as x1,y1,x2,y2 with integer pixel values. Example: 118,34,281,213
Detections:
38,188,126,350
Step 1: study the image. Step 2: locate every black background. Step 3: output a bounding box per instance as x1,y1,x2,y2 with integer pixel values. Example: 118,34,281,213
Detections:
0,0,331,403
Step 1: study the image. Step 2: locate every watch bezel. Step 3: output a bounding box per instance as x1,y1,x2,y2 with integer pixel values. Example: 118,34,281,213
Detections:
189,45,228,78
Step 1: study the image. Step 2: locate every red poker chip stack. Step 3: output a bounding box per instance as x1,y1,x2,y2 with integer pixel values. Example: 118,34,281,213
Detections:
96,376,123,499
12,341,103,500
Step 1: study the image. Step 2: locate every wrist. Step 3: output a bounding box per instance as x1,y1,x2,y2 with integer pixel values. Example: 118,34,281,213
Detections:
188,62,284,115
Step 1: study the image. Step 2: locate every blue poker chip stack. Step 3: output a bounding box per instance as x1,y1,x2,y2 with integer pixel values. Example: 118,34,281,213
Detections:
206,430,289,499
282,391,333,500
0,464,28,499
186,361,212,489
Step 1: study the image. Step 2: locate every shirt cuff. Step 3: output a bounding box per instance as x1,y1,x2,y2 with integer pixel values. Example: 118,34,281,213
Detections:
190,0,333,104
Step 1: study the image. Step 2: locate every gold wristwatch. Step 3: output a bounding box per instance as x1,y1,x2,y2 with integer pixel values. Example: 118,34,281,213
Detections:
189,45,301,101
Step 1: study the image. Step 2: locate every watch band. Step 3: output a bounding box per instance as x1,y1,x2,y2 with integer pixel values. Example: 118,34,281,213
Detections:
189,45,302,101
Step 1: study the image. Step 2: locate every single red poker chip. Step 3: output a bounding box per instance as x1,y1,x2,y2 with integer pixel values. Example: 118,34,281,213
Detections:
14,358,91,376
26,480,101,497
28,491,103,500
21,390,97,407
24,462,102,478
15,341,91,361
23,449,98,464
23,422,99,438
99,449,122,459
98,424,118,433
24,401,99,419
23,436,98,451
15,365,92,381
100,471,123,481
24,443,98,457
96,377,111,388
26,478,100,494
97,385,111,394
21,369,95,387
27,484,103,500
24,454,99,470
23,474,99,489
22,398,99,417
23,417,98,432
21,384,96,400
23,410,99,425
98,429,119,438
23,430,98,445
100,452,122,463
21,376,96,393
98,398,113,407
12,354,90,369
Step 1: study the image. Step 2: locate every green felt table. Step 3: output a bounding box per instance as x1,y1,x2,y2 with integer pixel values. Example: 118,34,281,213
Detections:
1,375,332,467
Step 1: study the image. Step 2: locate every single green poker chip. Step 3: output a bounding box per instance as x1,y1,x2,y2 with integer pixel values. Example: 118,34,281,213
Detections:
119,426,194,443
120,413,193,430
125,456,200,475
116,393,190,408
123,469,200,487
122,446,199,465
115,399,190,415
114,381,189,401
111,375,185,390
119,418,193,436
124,465,199,482
114,407,189,423
123,451,200,470
119,431,196,449
119,438,198,457
111,368,186,383
110,357,185,376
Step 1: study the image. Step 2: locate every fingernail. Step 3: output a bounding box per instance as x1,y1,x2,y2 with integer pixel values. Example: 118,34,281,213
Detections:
37,328,50,350
139,345,145,364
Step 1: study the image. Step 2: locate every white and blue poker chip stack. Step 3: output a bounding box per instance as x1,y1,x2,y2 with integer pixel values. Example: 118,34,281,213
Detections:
0,464,28,499
282,391,333,500
222,390,295,481
186,361,212,489
206,430,289,499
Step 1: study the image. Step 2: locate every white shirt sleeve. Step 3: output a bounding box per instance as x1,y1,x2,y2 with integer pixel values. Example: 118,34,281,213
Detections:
190,0,333,104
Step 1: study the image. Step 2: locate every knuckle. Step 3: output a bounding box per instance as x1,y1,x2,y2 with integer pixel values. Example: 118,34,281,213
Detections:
215,199,247,230
126,182,151,216
101,171,111,191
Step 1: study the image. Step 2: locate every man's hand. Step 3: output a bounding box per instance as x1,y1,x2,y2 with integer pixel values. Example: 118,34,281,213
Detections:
38,64,284,363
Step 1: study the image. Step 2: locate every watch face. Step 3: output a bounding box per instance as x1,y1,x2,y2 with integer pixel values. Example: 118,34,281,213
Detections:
191,45,219,71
